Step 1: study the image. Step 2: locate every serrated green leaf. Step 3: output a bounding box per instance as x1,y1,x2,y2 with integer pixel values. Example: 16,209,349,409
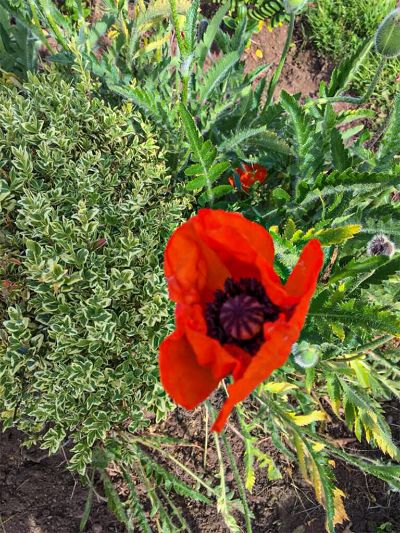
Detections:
199,51,240,103
314,225,361,245
330,128,352,171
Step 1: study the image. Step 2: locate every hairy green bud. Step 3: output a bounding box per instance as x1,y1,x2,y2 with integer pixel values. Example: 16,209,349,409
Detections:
375,8,400,58
292,342,319,369
283,0,307,14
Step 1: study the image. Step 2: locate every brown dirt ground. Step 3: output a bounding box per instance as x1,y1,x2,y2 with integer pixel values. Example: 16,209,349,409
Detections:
0,429,124,533
4,400,397,532
111,398,400,533
244,22,332,99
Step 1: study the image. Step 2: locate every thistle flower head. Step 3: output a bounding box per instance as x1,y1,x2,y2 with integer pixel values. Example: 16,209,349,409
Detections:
375,8,400,58
367,233,396,257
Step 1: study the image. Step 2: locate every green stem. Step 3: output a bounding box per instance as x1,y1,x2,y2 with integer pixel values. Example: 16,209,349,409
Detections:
204,405,209,469
306,57,387,108
129,436,217,496
182,75,189,105
169,0,185,55
221,432,253,533
265,12,295,108
208,397,252,532
28,0,56,53
329,335,394,363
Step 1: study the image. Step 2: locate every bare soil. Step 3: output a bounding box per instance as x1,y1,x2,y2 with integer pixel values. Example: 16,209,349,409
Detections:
244,22,332,99
122,399,400,533
0,429,123,533
3,401,398,532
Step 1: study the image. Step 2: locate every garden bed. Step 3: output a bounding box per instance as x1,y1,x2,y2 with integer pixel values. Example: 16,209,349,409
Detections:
0,1,399,532
2,401,400,532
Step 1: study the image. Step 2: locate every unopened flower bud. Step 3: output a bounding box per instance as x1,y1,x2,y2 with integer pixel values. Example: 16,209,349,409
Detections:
367,233,396,257
375,8,400,58
391,191,400,202
283,0,308,14
292,342,319,369
94,237,107,250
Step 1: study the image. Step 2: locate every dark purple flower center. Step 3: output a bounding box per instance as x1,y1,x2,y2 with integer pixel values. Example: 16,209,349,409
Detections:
205,278,280,355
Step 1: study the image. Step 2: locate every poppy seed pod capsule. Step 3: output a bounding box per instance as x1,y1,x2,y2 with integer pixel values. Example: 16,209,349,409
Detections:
283,0,307,14
367,234,396,257
375,8,400,58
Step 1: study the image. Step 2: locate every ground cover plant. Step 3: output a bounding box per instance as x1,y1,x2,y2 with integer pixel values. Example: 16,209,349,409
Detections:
0,72,192,472
0,1,399,532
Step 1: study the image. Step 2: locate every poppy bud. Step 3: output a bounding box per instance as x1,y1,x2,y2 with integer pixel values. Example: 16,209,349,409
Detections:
375,9,400,58
367,233,396,258
292,342,319,368
391,191,400,202
283,0,308,14
94,237,107,249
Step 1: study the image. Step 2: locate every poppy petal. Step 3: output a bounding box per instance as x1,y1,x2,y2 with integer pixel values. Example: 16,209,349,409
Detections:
164,219,230,304
194,209,282,284
211,318,296,431
177,304,249,382
159,330,219,410
195,209,275,265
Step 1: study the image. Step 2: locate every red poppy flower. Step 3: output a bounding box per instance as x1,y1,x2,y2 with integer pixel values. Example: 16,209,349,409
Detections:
229,163,268,192
159,209,323,432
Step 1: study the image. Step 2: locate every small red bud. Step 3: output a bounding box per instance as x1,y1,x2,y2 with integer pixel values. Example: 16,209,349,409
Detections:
94,238,107,249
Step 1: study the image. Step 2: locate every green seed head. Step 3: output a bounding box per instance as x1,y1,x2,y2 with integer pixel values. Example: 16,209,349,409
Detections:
375,8,400,58
283,0,308,14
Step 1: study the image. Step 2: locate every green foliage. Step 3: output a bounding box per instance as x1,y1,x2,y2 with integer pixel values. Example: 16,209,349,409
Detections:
0,72,192,474
352,53,400,126
306,0,396,61
0,3,399,531
180,102,230,200
0,1,40,77
306,0,399,125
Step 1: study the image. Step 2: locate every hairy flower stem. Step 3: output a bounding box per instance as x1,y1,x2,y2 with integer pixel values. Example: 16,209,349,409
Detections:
128,436,217,496
265,12,296,108
204,405,210,468
169,0,185,53
28,0,56,54
306,57,387,108
208,399,253,533
221,432,253,533
330,334,394,362
182,76,189,105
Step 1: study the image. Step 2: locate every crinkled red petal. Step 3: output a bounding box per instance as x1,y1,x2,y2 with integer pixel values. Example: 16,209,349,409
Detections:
211,239,324,431
164,218,230,305
159,329,219,410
